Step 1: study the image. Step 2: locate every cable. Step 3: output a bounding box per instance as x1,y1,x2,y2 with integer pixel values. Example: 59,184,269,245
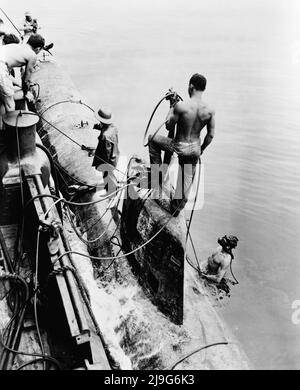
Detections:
229,259,239,285
0,226,14,274
63,174,144,245
43,197,65,220
186,226,201,271
40,99,95,117
53,159,104,190
100,248,122,272
16,357,61,370
168,341,229,370
0,297,61,370
186,255,201,274
36,143,63,202
0,273,29,370
34,229,46,369
51,195,186,266
65,196,117,246
23,183,132,213
15,113,24,207
22,111,127,177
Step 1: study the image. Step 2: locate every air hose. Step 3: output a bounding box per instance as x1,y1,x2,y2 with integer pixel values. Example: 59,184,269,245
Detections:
143,90,183,147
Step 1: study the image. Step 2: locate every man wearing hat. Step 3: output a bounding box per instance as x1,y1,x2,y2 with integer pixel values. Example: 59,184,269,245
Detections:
92,107,120,200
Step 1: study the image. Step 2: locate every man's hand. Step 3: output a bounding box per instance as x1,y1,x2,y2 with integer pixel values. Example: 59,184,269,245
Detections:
25,91,35,103
165,89,180,107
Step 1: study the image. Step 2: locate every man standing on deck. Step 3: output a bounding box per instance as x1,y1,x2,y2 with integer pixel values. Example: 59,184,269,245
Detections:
148,73,215,216
19,12,34,43
92,107,120,223
0,33,45,114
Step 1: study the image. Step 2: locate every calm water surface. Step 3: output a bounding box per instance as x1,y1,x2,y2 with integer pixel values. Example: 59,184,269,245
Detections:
3,0,300,369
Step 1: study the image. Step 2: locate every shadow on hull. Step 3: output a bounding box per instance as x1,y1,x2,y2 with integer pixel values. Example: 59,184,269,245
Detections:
120,157,186,324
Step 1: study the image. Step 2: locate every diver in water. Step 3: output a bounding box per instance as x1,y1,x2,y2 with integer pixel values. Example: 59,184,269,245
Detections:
201,235,239,284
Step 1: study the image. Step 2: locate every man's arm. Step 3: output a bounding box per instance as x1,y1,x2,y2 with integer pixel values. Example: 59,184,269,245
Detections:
201,110,215,155
202,260,228,283
10,75,22,89
165,102,181,133
19,23,33,34
22,54,37,93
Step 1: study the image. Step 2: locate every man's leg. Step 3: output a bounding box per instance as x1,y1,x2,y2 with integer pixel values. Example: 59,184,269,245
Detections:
148,134,174,165
105,170,118,197
148,134,175,194
171,159,199,216
97,167,118,195
103,169,120,225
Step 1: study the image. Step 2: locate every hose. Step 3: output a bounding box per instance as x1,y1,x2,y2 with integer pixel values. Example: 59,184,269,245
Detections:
21,111,127,177
143,91,183,147
168,341,230,370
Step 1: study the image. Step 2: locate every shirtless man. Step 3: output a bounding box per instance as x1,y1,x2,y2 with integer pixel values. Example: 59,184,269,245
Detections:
202,235,239,284
0,33,45,113
148,73,215,215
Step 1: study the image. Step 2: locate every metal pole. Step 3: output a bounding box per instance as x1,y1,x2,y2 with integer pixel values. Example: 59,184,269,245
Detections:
0,7,22,37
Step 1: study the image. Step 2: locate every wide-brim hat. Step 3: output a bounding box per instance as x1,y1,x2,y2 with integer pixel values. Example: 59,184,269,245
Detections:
25,11,32,17
94,107,113,125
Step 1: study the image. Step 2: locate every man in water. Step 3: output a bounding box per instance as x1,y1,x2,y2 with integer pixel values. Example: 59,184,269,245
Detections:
0,33,45,113
201,235,239,284
148,73,215,216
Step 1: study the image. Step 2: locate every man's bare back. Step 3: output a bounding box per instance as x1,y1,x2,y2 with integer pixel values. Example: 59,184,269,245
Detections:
165,75,215,154
172,98,215,142
0,43,36,69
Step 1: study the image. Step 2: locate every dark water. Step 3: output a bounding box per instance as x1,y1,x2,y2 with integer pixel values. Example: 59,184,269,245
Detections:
3,0,300,369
